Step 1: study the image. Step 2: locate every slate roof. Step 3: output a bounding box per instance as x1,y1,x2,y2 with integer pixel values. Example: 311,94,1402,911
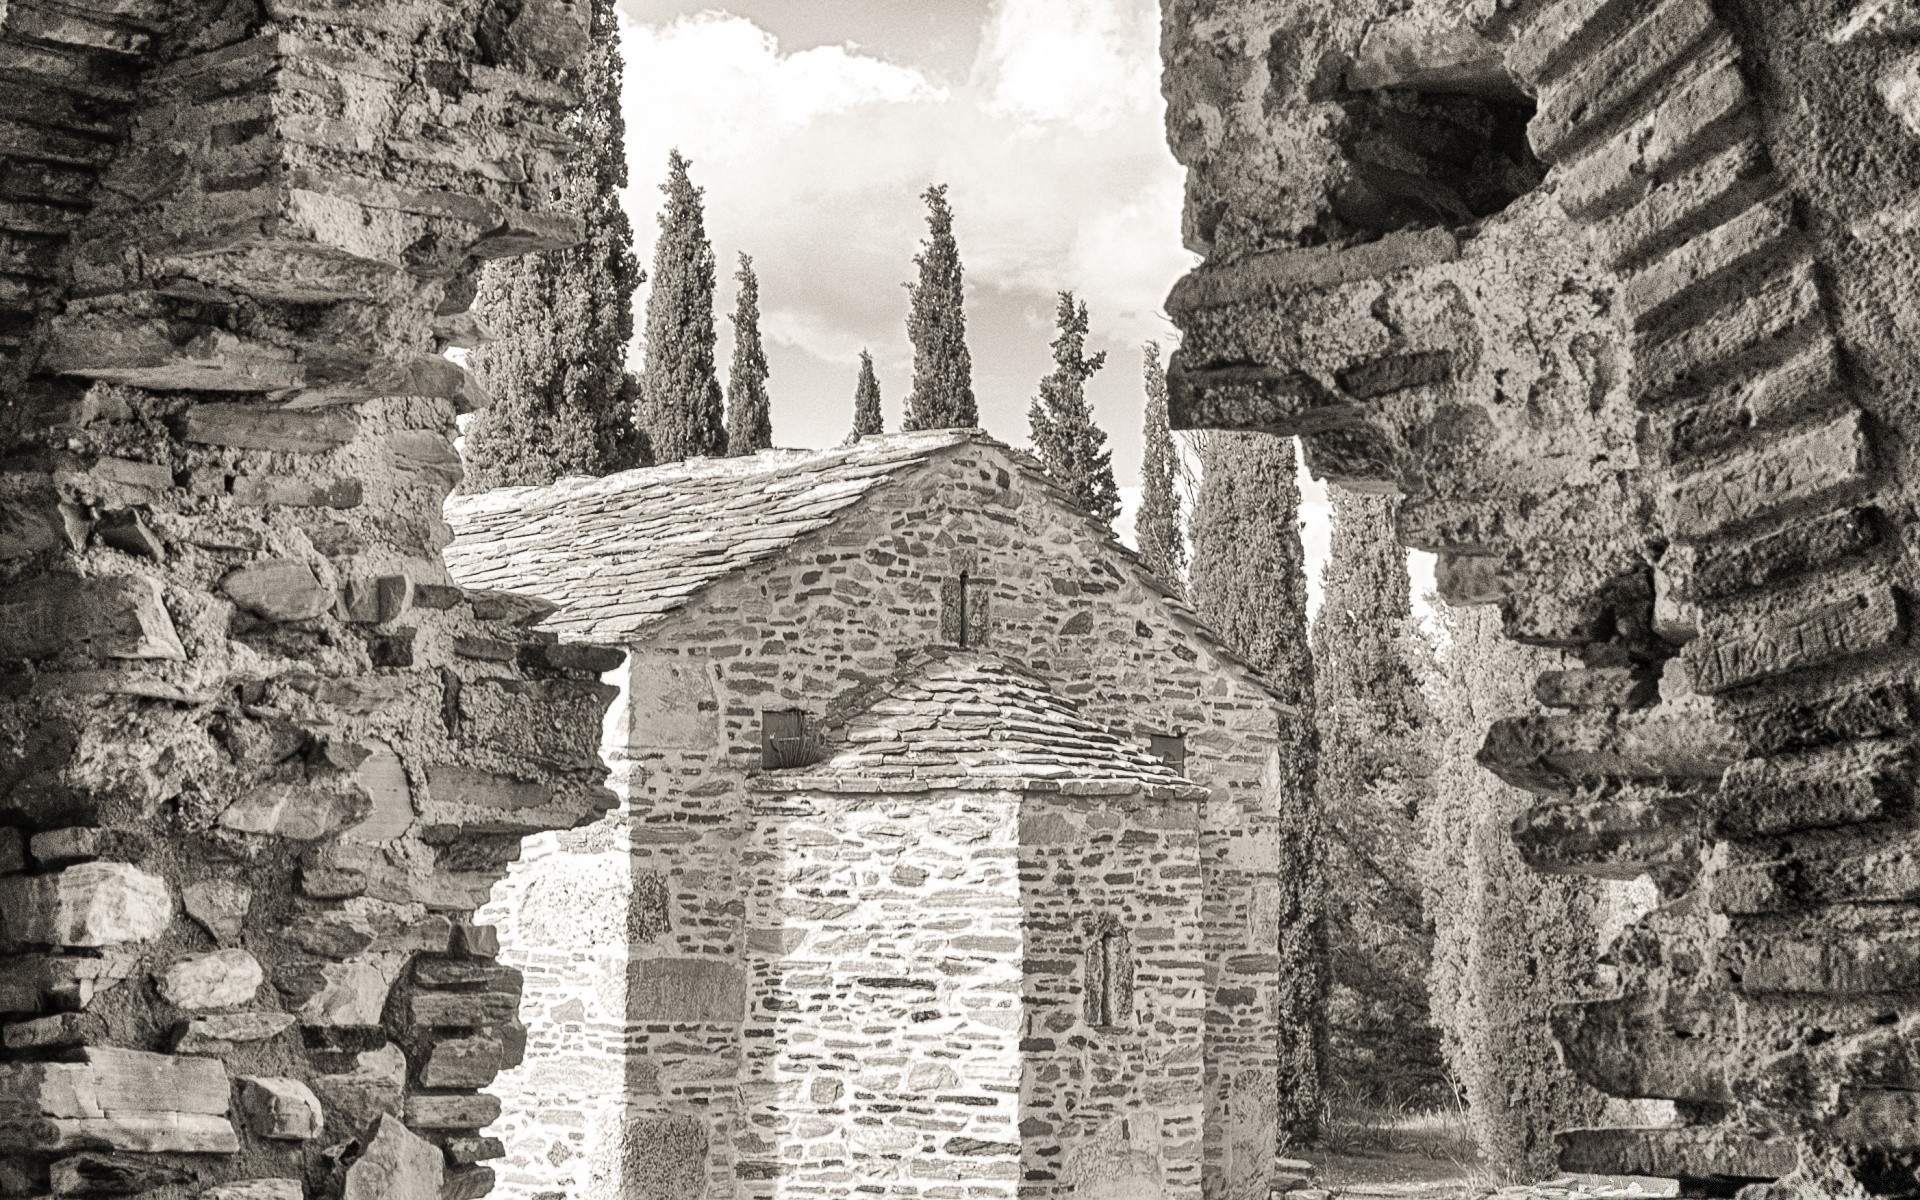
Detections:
443,429,976,642
441,428,1296,711
753,652,1207,798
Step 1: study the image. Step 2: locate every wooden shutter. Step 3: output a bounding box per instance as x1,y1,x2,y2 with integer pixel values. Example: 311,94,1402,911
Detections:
761,710,809,769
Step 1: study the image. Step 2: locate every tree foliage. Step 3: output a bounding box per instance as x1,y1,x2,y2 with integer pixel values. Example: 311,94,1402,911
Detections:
461,0,645,490
724,253,772,456
902,185,976,431
1312,491,1446,1108
1188,433,1321,1142
851,350,884,441
1420,603,1615,1177
1136,342,1185,588
1028,292,1120,528
636,150,725,462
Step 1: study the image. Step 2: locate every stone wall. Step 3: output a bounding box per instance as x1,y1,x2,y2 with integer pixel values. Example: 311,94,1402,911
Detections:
1163,0,1920,1192
0,2,615,1198
477,441,1301,1200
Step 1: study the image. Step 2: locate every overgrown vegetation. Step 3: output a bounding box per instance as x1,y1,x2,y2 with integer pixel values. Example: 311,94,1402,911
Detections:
1419,604,1612,1179
1313,491,1447,1110
462,0,645,489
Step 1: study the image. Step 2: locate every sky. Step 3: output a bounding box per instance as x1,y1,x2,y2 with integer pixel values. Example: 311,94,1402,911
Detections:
610,0,1372,610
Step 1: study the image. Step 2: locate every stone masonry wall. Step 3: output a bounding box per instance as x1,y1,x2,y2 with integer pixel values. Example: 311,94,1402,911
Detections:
1015,791,1207,1200
740,788,1030,1200
1163,0,1920,1192
0,3,615,1199
481,441,1300,1200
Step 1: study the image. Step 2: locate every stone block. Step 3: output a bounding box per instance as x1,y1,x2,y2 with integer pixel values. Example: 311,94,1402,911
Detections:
419,1031,505,1088
157,949,264,1011
94,509,165,560
342,1114,442,1200
203,1181,304,1200
1685,585,1902,694
336,574,412,624
422,765,552,811
182,878,252,942
29,826,150,866
403,1092,500,1130
49,1152,193,1195
1663,411,1871,541
218,782,368,841
0,573,184,660
238,1075,323,1140
180,402,357,452
172,1011,297,1055
1556,1126,1797,1181
627,958,745,1024
280,961,391,1028
231,474,362,508
0,862,172,947
221,559,333,621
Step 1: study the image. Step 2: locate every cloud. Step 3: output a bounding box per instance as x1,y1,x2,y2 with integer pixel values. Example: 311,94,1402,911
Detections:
617,1,1192,460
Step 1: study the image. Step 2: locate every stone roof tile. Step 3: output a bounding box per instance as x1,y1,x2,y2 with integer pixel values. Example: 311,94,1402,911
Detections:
443,429,976,641
759,652,1207,798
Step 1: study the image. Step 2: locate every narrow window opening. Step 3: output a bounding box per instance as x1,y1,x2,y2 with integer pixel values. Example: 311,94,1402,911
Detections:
940,572,990,648
958,571,970,647
1149,733,1188,776
761,709,810,770
1085,915,1134,1028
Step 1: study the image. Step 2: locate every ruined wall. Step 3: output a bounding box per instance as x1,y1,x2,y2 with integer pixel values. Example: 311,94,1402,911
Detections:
0,2,616,1198
474,442,1300,1200
1163,0,1920,1192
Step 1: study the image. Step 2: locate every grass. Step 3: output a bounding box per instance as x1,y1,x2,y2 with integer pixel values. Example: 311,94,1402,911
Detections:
1295,1092,1507,1196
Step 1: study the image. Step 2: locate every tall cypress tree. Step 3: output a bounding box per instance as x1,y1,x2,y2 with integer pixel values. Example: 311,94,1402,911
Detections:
1028,292,1120,528
1312,489,1446,1108
724,253,771,456
1187,432,1321,1141
636,150,725,462
901,184,976,431
1136,342,1185,587
461,0,644,490
851,350,883,441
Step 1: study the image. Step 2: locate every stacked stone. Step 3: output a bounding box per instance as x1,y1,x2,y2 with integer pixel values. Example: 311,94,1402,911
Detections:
1162,0,1920,1192
0,2,616,1199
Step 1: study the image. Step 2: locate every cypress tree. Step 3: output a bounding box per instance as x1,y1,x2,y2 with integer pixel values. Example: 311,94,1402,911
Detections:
1028,292,1120,528
1312,490,1447,1108
724,253,772,456
901,184,976,431
1136,342,1185,586
637,150,725,462
461,0,644,490
1187,432,1321,1142
851,350,883,441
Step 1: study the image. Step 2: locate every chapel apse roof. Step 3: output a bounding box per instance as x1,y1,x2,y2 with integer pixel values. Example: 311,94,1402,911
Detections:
442,429,978,642
752,651,1208,799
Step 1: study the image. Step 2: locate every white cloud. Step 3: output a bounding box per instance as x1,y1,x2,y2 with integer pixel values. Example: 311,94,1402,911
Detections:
617,1,1189,458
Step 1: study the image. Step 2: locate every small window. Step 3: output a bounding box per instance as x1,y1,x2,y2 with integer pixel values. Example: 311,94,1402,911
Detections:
761,710,810,769
1149,733,1187,776
1085,915,1133,1028
939,572,991,648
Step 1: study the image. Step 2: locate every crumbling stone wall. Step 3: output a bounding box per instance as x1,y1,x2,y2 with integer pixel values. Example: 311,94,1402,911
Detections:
1164,0,1920,1192
0,2,616,1198
466,442,1303,1200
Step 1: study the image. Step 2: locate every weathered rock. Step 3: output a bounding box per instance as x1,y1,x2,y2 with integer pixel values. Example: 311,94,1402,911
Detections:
182,879,252,943
0,573,184,660
202,1180,304,1200
157,949,264,1011
279,961,391,1028
341,1113,442,1200
237,1075,324,1140
180,403,358,453
221,559,333,621
217,783,368,841
47,1151,194,1195
3,1011,107,1050
172,1011,297,1055
0,862,172,947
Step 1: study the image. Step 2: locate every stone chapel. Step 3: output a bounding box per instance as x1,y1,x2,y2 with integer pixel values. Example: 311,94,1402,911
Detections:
442,429,1307,1200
